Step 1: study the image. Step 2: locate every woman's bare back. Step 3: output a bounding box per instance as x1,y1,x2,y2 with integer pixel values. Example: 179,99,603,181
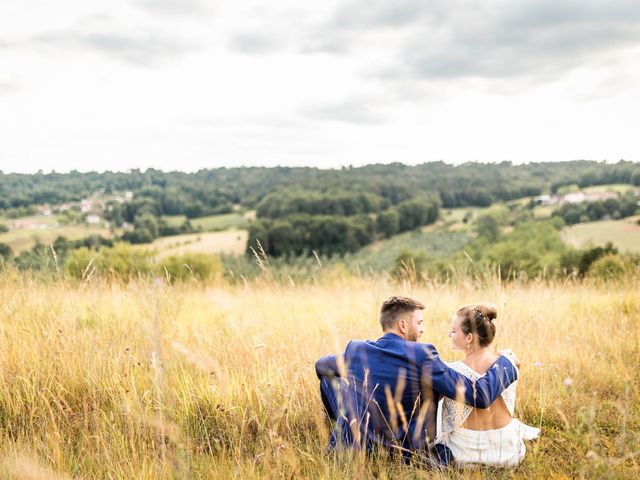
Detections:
462,354,512,430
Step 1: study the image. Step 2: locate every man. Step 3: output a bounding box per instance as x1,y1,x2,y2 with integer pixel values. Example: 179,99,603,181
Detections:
315,296,519,464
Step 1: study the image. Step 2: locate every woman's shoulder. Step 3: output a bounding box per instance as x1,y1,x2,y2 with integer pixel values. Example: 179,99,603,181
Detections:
463,354,500,376
446,360,480,379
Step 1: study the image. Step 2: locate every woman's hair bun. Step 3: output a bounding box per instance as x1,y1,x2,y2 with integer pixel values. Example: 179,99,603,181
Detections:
477,303,498,322
457,303,498,347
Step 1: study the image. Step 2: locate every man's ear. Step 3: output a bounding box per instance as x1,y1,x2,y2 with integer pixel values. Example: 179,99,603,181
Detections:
398,318,406,333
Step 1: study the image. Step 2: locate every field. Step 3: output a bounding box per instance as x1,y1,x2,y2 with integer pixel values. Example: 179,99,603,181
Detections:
347,229,472,271
441,207,490,225
562,215,640,253
147,230,248,257
583,184,639,194
162,213,249,232
0,274,638,479
0,215,113,253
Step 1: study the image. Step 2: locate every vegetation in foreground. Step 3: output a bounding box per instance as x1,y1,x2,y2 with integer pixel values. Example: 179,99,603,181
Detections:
0,273,638,479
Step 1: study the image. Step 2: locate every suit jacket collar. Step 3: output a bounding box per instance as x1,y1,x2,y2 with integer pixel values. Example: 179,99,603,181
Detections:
380,332,404,342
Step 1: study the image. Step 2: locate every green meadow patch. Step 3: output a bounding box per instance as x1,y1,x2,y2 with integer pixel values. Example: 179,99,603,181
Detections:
163,212,249,231
346,228,472,271
561,215,640,253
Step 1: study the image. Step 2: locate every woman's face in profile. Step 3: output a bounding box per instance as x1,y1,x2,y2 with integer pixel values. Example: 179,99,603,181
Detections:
448,315,468,351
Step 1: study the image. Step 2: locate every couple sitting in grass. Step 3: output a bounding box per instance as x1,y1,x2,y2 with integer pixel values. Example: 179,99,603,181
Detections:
315,296,539,468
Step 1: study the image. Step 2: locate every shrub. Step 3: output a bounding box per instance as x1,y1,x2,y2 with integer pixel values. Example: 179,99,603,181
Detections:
469,220,568,279
392,249,429,281
65,243,156,280
0,242,12,260
64,247,95,279
588,254,626,280
159,253,222,283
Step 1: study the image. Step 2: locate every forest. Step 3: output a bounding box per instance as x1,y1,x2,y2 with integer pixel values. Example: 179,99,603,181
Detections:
1,160,639,269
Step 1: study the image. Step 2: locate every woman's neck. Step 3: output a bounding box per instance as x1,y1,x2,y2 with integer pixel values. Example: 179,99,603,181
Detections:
464,346,492,361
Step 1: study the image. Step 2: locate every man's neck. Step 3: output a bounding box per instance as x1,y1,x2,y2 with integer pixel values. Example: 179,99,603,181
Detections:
383,330,405,340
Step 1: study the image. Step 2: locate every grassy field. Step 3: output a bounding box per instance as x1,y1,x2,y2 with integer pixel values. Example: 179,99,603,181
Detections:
163,213,249,232
0,224,113,253
0,215,59,227
147,230,248,257
0,274,637,479
583,184,639,194
441,207,491,225
561,215,640,253
347,229,472,271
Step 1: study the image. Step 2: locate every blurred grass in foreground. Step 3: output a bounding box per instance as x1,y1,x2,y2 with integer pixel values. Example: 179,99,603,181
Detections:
0,273,638,479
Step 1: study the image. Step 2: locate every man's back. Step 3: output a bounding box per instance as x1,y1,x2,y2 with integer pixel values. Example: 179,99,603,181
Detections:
341,333,442,452
317,333,518,455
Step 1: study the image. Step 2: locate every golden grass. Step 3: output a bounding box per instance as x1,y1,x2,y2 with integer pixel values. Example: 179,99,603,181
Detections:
0,274,638,479
146,230,248,258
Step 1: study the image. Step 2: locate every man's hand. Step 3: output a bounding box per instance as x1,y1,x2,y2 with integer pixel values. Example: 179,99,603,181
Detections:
497,349,520,369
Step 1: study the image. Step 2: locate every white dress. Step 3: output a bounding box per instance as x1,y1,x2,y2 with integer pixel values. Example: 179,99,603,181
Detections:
436,361,540,467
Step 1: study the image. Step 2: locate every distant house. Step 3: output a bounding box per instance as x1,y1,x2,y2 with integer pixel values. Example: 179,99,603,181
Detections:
564,192,587,204
534,194,561,206
561,191,619,204
38,205,52,216
86,214,101,225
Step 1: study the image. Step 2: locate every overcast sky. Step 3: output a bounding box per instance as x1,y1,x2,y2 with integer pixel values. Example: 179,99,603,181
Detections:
1,0,640,173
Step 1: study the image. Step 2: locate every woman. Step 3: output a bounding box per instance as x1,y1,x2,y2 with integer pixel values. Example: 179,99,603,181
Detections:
436,303,539,467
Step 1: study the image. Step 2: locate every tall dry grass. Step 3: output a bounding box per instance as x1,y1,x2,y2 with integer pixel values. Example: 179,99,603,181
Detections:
0,272,638,479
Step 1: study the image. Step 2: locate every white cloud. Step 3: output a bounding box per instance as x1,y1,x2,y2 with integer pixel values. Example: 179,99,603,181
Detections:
0,0,639,173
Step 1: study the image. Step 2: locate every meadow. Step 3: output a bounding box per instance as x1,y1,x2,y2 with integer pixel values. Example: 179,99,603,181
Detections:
147,230,248,258
0,215,113,254
0,271,638,480
162,213,249,232
562,215,640,254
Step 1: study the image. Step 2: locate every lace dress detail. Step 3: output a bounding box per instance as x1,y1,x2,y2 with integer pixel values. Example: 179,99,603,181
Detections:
440,361,517,435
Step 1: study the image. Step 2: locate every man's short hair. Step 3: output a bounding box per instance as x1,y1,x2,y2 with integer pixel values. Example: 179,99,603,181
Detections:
380,296,425,330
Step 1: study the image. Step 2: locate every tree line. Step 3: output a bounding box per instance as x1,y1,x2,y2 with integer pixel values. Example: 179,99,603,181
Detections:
551,191,638,225
2,161,640,214
247,196,439,257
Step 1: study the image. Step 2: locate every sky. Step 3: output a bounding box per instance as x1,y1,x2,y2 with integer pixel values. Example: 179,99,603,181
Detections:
1,0,640,174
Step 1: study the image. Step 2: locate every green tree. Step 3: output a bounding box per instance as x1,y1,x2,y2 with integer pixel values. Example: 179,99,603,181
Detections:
474,214,500,241
376,209,400,238
0,242,12,260
588,254,626,280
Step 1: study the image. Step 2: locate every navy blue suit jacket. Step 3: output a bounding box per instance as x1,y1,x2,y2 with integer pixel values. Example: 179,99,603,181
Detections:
316,333,518,453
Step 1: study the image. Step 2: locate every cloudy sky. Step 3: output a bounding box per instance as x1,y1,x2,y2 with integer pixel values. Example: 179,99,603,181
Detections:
1,0,640,173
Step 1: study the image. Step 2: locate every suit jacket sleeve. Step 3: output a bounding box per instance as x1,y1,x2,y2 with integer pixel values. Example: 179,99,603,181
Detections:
423,345,518,408
315,354,339,379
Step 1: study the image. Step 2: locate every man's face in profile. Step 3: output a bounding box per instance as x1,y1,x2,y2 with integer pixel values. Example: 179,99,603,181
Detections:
403,309,424,342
